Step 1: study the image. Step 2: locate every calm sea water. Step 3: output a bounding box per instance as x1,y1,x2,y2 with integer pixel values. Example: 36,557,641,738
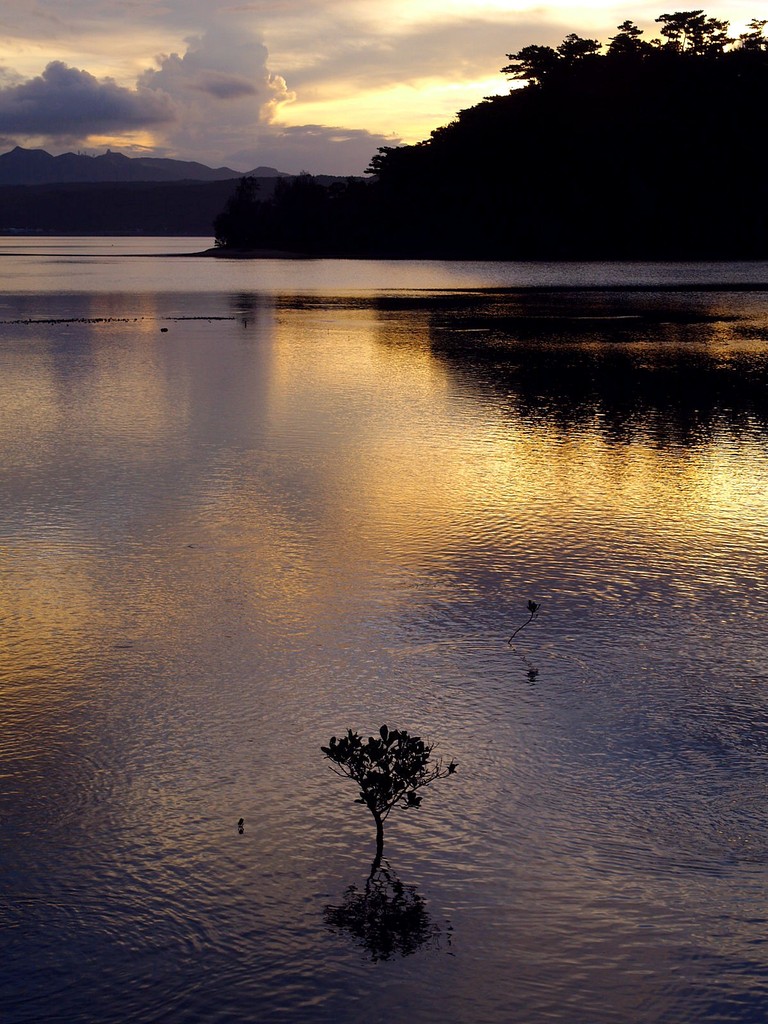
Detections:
2,238,768,1024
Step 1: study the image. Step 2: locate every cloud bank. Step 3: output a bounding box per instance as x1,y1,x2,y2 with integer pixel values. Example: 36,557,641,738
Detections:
0,1,754,173
0,61,174,136
0,19,399,173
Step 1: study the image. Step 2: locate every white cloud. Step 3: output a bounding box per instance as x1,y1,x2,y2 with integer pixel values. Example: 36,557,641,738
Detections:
129,26,298,167
138,27,292,118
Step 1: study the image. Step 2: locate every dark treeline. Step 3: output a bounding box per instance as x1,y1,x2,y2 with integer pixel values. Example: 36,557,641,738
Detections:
0,174,353,236
0,180,253,236
214,12,768,259
213,174,378,253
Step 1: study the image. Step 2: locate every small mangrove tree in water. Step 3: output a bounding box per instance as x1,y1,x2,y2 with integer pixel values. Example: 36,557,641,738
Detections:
321,725,457,870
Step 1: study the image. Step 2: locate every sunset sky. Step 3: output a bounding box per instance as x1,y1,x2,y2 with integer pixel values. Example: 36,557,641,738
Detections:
0,1,759,174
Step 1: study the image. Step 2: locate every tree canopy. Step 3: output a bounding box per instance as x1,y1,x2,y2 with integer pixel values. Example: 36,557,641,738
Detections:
502,10,764,81
322,725,457,870
214,11,768,259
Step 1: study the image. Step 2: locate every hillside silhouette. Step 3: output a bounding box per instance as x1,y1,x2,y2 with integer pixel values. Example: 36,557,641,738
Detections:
0,149,345,236
214,12,768,259
0,181,248,236
0,146,291,185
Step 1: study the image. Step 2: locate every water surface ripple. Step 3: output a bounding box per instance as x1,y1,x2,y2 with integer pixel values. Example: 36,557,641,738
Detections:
1,244,768,1023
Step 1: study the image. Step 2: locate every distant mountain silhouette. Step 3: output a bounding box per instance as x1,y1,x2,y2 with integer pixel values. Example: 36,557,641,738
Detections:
0,146,288,185
0,151,357,235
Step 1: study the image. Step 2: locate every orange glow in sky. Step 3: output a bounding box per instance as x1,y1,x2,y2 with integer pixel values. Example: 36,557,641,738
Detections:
0,1,760,173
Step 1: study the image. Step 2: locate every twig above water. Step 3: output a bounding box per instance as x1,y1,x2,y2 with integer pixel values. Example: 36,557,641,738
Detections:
508,600,541,644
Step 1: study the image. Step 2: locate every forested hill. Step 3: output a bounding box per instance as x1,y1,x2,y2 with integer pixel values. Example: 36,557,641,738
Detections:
215,12,768,259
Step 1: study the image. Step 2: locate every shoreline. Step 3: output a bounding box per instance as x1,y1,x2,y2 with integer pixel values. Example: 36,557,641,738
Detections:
2,244,768,290
186,246,309,259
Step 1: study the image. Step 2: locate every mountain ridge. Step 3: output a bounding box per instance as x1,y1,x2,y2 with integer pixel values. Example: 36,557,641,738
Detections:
0,146,288,185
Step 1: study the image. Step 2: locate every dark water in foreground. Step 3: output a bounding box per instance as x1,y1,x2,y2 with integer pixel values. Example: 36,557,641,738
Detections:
2,242,768,1023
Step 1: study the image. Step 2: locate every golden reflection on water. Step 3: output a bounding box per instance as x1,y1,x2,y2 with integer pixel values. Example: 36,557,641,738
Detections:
268,300,768,595
3,301,768,689
3,285,768,1023
0,544,99,678
0,302,763,680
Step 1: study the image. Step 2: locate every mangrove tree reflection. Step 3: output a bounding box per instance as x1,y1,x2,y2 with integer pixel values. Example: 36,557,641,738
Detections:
324,862,448,962
408,288,768,445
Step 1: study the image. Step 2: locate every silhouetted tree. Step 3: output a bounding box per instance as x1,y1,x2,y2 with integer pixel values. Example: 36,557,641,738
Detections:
738,18,767,49
322,725,457,871
557,32,602,62
500,44,560,85
655,10,732,54
213,176,260,248
608,20,654,56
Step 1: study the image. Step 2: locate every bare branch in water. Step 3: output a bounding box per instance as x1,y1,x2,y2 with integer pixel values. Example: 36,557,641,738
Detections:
508,600,541,643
